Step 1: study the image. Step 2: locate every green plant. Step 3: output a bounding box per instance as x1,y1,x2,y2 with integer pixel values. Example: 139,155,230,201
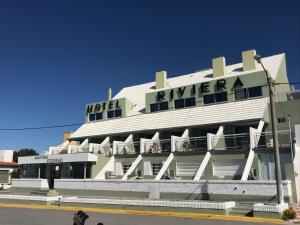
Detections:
11,168,21,178
149,143,160,153
282,207,296,221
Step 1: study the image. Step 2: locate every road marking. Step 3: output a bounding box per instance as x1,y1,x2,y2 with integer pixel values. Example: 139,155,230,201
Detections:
0,203,284,224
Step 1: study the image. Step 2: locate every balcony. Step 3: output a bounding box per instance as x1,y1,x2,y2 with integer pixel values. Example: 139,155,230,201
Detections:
116,142,139,155
175,136,207,152
144,139,172,154
211,133,250,150
89,143,113,156
255,130,292,148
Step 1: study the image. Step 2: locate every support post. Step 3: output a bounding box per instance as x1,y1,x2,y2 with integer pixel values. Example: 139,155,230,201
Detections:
84,163,86,179
268,76,284,204
256,55,284,204
38,165,41,179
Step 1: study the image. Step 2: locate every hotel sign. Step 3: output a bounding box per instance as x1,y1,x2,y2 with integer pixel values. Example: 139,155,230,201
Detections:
154,77,244,102
86,99,121,114
18,153,98,164
34,155,64,163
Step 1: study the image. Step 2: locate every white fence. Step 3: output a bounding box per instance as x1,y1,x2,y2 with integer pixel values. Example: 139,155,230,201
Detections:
54,179,292,197
12,178,49,189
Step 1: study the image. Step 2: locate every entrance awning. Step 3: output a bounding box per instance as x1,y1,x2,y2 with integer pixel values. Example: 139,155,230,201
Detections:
18,153,98,165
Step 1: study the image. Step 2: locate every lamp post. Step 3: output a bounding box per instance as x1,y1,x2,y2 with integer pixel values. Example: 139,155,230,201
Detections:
254,54,284,204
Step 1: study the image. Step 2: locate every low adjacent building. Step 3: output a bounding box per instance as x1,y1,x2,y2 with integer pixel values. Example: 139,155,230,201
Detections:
15,50,300,203
0,150,18,189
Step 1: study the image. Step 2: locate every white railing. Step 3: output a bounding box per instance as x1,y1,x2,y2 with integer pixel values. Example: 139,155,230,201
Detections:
116,142,139,155
144,139,171,154
51,147,69,155
89,143,112,156
254,130,292,148
211,133,250,150
68,145,82,153
175,136,207,152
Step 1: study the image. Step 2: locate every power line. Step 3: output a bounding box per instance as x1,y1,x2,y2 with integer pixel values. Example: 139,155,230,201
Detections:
275,82,300,85
0,123,83,131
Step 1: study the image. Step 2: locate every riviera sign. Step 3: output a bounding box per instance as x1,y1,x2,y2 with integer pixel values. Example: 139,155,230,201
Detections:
155,77,244,101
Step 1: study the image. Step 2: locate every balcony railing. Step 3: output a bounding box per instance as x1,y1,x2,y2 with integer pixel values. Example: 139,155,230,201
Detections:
90,143,112,156
116,142,139,155
255,130,292,148
211,133,250,150
175,136,207,152
144,139,171,154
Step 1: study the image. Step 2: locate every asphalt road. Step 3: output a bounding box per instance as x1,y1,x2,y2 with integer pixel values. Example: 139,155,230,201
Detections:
0,207,280,225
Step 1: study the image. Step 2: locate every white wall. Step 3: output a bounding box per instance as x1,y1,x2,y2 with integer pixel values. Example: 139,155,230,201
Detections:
12,179,49,189
294,125,300,202
54,179,292,197
0,150,14,162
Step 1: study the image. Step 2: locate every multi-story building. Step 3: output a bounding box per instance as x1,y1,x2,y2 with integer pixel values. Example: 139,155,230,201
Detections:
16,50,300,203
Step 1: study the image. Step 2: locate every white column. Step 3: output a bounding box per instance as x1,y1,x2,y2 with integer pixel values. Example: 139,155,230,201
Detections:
38,165,41,179
84,163,86,179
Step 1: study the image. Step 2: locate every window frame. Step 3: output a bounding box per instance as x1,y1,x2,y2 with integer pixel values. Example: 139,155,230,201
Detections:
89,113,96,121
174,97,196,109
150,101,169,112
203,91,228,105
234,86,263,101
151,162,163,175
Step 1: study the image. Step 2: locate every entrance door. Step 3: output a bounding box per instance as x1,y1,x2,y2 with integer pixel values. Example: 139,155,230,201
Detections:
49,165,61,189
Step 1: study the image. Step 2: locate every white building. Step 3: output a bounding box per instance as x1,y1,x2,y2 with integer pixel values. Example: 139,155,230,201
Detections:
15,50,300,203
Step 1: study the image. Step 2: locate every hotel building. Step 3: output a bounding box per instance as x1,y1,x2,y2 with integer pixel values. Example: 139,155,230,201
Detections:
15,50,300,203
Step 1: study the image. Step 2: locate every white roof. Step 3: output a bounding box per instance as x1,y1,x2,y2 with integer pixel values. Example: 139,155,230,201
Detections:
113,53,284,116
70,53,285,139
70,98,268,139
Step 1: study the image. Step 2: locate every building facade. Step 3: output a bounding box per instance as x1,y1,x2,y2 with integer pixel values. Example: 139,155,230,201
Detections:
16,50,300,202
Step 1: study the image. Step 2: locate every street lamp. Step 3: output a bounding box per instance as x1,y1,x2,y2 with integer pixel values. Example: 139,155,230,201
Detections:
254,54,284,204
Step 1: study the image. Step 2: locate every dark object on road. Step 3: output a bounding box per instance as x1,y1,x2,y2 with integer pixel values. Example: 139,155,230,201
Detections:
73,210,104,225
73,211,89,225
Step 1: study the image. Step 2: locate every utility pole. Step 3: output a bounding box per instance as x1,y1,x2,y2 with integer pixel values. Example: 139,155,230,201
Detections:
254,55,284,204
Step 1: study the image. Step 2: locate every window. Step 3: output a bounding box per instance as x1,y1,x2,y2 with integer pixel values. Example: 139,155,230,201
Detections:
89,114,96,121
235,88,248,100
95,113,102,120
235,86,263,101
107,111,114,118
150,103,159,112
248,86,262,98
174,97,196,109
203,91,227,105
122,164,132,174
203,94,215,105
151,163,163,175
159,102,168,111
174,99,184,109
89,113,102,122
150,101,168,112
185,97,196,107
278,117,286,123
114,109,122,117
215,92,227,103
107,110,122,119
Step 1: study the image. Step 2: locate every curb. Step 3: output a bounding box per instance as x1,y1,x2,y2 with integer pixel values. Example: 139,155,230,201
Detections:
0,203,284,224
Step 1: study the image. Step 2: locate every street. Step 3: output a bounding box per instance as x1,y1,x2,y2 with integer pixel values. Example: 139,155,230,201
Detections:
0,206,280,225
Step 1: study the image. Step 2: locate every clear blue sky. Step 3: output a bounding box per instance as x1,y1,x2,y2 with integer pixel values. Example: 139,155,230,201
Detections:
0,0,299,153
